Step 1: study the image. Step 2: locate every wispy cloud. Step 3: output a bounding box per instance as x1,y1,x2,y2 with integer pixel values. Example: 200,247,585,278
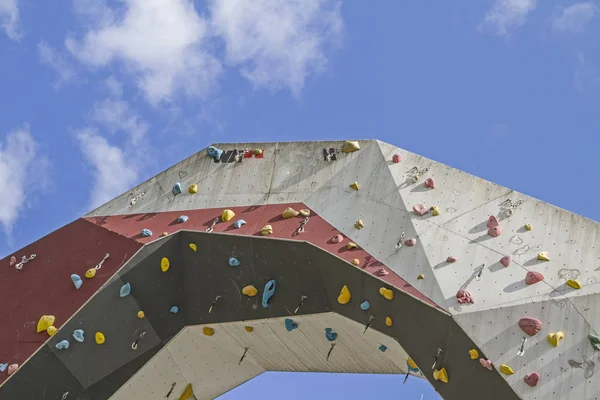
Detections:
0,0,20,40
92,98,148,146
480,0,536,37
552,2,597,34
38,41,77,89
574,52,600,92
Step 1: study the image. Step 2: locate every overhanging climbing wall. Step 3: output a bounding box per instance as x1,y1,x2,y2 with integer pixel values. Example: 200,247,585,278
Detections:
0,140,598,400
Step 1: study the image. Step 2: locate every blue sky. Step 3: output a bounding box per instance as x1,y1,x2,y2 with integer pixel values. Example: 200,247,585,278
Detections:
1,0,599,398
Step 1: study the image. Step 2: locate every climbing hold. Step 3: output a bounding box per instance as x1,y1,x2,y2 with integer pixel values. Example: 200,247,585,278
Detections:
341,140,360,153
430,206,440,216
37,315,55,333
548,331,564,347
524,372,540,387
487,226,502,237
352,259,360,266
73,329,84,342
242,285,258,297
120,283,131,297
189,243,197,252
325,328,337,341
487,215,499,228
229,257,240,267
424,178,435,189
379,345,388,352
137,311,145,319
433,368,448,383
233,219,246,228
47,326,57,336
170,306,179,314
347,242,358,249
177,215,188,223
525,271,544,285
299,209,311,217
0,364,6,372
500,364,515,375
71,274,82,289
479,358,493,371
207,145,223,161
519,317,543,336
95,332,105,344
282,207,299,219
360,301,370,310
407,358,420,373
203,327,214,336
55,340,70,350
379,287,394,300
392,154,401,163
525,224,532,231
404,238,417,247
500,255,512,267
261,225,273,235
385,317,392,327
413,204,428,216
375,268,389,276
172,183,182,196
7,364,18,375
567,279,582,289
221,209,235,222
161,232,168,237
85,268,96,279
188,184,198,194
161,257,170,272
253,149,263,156
337,285,351,305
456,289,473,304
469,349,479,360
537,251,550,261
179,383,194,400
262,280,276,308
9,256,16,266
245,326,254,332
589,334,600,350
141,229,152,237
285,319,298,332
331,234,344,243
417,274,425,280
447,256,457,263
354,220,365,229
350,182,360,191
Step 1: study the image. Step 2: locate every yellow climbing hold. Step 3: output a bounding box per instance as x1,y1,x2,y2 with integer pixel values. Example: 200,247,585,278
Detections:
161,232,168,237
221,209,235,222
385,317,393,327
430,206,440,216
244,326,254,332
242,285,258,297
379,287,394,300
350,182,360,191
525,224,532,231
354,220,364,229
433,368,448,383
189,243,197,252
347,242,358,250
95,332,105,344
179,383,194,400
261,225,273,235
352,259,360,266
203,327,215,336
341,141,360,153
500,364,515,375
407,357,419,370
299,209,311,217
337,285,351,305
282,207,299,219
47,326,57,337
469,349,479,360
537,251,550,261
188,184,198,194
161,257,170,272
417,274,425,280
37,315,55,333
137,311,145,319
567,279,582,289
85,268,96,279
548,331,565,347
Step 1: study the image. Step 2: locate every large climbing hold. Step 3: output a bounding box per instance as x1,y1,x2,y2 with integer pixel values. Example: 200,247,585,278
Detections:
207,146,223,161
55,340,70,350
120,283,131,297
488,226,502,237
337,285,351,304
47,326,57,336
341,140,360,153
172,183,182,196
161,257,170,272
350,182,360,191
524,372,540,387
73,329,85,342
456,289,473,304
179,383,194,400
500,255,512,267
548,331,564,347
285,319,298,332
360,301,370,310
392,154,401,163
469,349,479,360
567,279,582,289
325,328,337,341
413,204,428,216
37,315,55,333
589,334,600,351
519,317,542,336
234,219,246,229
261,225,273,235
262,280,276,308
7,364,18,376
537,251,550,261
203,327,214,337
433,368,448,383
479,358,493,371
188,184,198,194
487,215,499,228
221,209,235,222
242,285,258,297
141,229,152,237
178,215,188,224
229,257,240,267
500,364,515,375
379,287,394,300
282,207,299,219
424,178,435,189
525,271,544,285
71,274,82,289
354,220,365,229
95,332,105,344
385,317,393,327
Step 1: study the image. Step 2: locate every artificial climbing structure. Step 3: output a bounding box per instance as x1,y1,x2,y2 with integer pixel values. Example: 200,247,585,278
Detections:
0,140,598,399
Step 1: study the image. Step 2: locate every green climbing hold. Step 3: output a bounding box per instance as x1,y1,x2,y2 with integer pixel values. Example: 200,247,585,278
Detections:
589,334,600,351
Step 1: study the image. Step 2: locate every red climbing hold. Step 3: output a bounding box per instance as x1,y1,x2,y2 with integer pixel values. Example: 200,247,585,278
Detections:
424,178,435,189
487,216,499,228
375,268,389,277
447,256,457,263
331,234,344,244
404,238,417,247
392,154,401,163
456,289,473,304
519,317,542,336
525,271,544,285
7,364,18,375
524,372,540,387
500,255,512,267
9,256,16,267
488,226,502,237
413,204,428,216
479,358,493,371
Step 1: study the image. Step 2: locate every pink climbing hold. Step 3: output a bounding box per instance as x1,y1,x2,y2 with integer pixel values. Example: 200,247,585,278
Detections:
487,226,502,237
7,364,18,375
500,255,512,267
479,358,493,371
375,268,389,277
392,154,401,163
9,256,16,267
404,238,417,247
487,215,499,228
519,317,542,336
447,256,457,263
331,234,344,244
456,289,473,304
525,271,544,285
524,372,540,387
413,204,428,216
424,178,435,189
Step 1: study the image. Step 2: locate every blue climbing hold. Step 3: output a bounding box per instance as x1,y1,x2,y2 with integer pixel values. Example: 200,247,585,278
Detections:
379,344,388,352
71,274,82,290
141,229,152,237
325,328,338,341
229,257,240,267
172,182,182,196
72,329,85,343
207,146,223,161
178,215,188,223
360,301,370,311
170,306,179,314
55,340,70,350
285,319,298,332
234,219,246,229
120,282,131,297
262,280,276,308
0,363,6,372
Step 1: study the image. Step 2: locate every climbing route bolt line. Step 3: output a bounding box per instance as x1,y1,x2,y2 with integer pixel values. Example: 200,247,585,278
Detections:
165,382,176,399
61,391,69,400
208,295,221,314
297,217,309,234
432,348,443,370
294,295,307,314
129,189,147,205
238,347,249,365
395,232,406,249
363,315,374,334
475,264,485,281
15,254,36,270
517,336,527,356
206,217,219,233
406,166,429,183
131,332,146,350
326,343,336,361
94,253,110,270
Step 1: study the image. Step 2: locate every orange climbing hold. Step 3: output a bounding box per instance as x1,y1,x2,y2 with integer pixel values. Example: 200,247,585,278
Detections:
337,285,351,304
242,285,258,297
244,326,254,332
179,383,194,400
385,317,393,327
433,368,448,383
379,287,394,300
203,327,215,336
37,315,55,333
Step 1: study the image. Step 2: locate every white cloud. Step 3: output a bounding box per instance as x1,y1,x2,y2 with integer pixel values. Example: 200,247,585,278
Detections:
209,0,343,96
481,0,536,36
552,2,597,34
0,0,20,40
66,0,222,105
93,98,148,145
38,41,76,88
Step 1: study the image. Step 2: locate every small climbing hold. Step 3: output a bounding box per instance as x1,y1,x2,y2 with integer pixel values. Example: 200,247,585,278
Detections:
447,256,457,263
413,204,428,216
242,285,258,297
589,334,600,350
469,349,479,360
233,219,246,228
120,283,131,297
407,358,419,373
360,301,370,310
189,243,197,252
487,215,500,228
488,226,502,237
524,372,540,387
500,364,515,375
479,358,493,371
299,209,311,217
253,149,263,156
161,257,170,272
221,209,235,222
424,178,435,189
178,215,188,224
170,306,179,314
0,364,6,372
352,259,360,266
341,140,360,153
261,225,273,235
430,206,440,216
354,220,364,229
207,145,223,161
262,280,276,308
456,289,473,304
325,328,337,341
137,311,145,319
282,207,299,219
548,331,564,347
203,327,214,336
337,285,351,305
433,368,448,383
47,326,57,336
188,184,198,194
7,364,18,375
73,329,84,342
85,268,96,279
500,255,512,267
285,319,298,332
347,242,358,249
71,274,82,289
379,344,388,352
244,326,254,332
385,317,393,327
37,315,55,333
141,229,152,237
161,232,168,237
9,256,16,266
331,234,344,243
525,271,544,285
55,340,70,350
537,251,550,261
172,183,182,196
392,154,401,163
179,383,194,400
417,274,425,280
519,317,543,336
350,182,360,191
229,257,240,267
404,238,417,247
375,268,389,276
95,332,105,344
567,279,582,289
525,224,532,231
379,287,394,300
